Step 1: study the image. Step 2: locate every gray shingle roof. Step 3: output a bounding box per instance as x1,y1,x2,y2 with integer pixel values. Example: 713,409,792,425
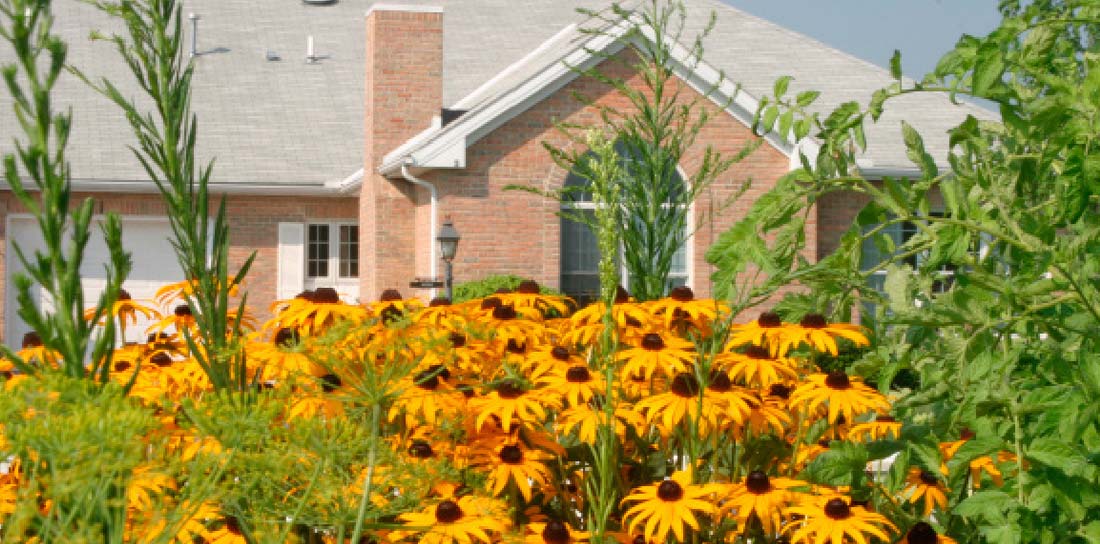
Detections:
0,0,994,189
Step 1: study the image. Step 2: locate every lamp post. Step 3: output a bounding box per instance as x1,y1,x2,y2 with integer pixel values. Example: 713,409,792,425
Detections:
436,219,461,301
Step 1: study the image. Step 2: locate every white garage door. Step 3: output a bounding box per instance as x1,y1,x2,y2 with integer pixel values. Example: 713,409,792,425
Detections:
5,215,184,345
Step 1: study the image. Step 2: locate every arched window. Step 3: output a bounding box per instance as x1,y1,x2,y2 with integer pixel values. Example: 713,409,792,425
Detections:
559,149,689,303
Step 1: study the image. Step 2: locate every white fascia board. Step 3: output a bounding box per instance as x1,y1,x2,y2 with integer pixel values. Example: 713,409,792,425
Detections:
857,166,926,179
5,179,348,197
365,4,442,17
379,20,631,176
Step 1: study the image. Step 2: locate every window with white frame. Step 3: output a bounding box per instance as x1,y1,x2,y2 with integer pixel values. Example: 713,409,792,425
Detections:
559,154,689,303
862,211,979,306
306,222,358,285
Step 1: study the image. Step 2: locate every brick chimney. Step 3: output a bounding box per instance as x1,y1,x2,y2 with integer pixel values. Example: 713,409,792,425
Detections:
360,4,443,300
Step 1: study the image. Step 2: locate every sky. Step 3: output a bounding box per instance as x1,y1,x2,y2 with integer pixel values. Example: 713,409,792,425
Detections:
718,0,1003,79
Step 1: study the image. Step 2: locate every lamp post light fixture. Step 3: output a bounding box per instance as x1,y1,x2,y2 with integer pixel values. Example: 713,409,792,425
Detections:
437,219,461,301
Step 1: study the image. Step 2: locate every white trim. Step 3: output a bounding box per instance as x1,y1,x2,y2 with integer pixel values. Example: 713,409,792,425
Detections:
3,179,348,197
305,221,360,286
365,4,442,17
326,168,365,194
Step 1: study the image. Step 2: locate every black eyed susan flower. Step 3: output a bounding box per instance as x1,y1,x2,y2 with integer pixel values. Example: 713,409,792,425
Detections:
847,414,903,442
202,517,249,544
634,373,727,435
555,398,645,443
84,289,161,342
476,441,553,502
17,331,60,367
274,288,368,335
741,393,793,438
903,467,949,518
779,313,870,357
616,331,695,381
471,380,554,433
397,496,509,544
646,286,726,330
785,496,896,544
726,311,789,355
703,370,754,429
904,521,957,544
789,370,889,424
496,280,571,317
524,520,590,544
621,470,718,544
537,363,605,407
718,470,806,535
389,364,465,427
715,345,799,388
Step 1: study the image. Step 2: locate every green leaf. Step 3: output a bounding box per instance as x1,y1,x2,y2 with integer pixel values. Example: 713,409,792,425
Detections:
773,75,792,98
901,121,938,178
795,90,820,107
1081,521,1100,544
889,49,902,80
953,490,1015,521
972,40,1005,95
1028,438,1093,478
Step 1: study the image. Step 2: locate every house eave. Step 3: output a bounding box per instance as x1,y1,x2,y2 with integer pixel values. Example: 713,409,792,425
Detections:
3,179,349,197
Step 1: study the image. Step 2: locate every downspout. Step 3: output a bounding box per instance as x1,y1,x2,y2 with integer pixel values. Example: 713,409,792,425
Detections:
401,160,438,299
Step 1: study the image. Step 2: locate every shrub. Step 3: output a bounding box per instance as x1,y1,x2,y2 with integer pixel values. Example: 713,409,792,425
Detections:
452,274,560,303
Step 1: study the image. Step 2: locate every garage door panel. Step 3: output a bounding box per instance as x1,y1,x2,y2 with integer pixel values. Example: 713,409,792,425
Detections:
7,216,183,345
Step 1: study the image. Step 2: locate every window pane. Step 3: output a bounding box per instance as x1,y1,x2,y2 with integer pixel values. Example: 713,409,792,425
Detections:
339,225,359,278
307,224,329,278
560,210,602,301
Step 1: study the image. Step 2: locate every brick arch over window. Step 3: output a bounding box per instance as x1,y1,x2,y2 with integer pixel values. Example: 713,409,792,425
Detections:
559,146,689,303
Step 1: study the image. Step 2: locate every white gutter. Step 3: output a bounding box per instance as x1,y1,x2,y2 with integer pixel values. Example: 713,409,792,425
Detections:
4,178,348,197
326,167,364,194
401,161,439,299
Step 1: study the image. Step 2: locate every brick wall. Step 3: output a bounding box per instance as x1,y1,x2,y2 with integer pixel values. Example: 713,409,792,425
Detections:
0,191,357,341
361,7,444,299
371,47,797,302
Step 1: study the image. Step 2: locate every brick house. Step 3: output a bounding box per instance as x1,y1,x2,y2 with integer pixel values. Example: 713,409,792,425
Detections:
0,0,991,342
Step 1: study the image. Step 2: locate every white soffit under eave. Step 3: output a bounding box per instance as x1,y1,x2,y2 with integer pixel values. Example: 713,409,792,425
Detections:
378,12,811,178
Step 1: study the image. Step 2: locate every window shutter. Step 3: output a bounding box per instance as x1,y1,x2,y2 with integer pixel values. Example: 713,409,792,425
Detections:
277,222,305,300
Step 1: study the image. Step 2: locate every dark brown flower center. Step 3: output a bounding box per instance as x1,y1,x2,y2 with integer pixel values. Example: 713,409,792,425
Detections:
768,383,792,399
174,304,192,317
496,381,524,399
668,286,694,302
707,371,732,393
959,427,975,440
117,289,132,301
640,333,665,351
919,470,939,485
379,289,403,302
614,286,631,304
150,353,172,367
758,312,783,328
744,345,771,359
656,480,684,501
434,500,463,523
321,373,342,393
670,373,700,398
429,297,451,307
493,305,518,320
22,331,42,349
449,333,466,348
516,280,540,294
500,445,524,464
906,522,938,544
825,370,851,389
823,498,851,520
566,366,592,383
542,520,571,544
296,289,316,301
506,339,526,354
314,287,340,304
414,370,440,391
877,415,896,423
800,313,827,329
551,346,571,361
625,316,642,328
274,327,300,347
745,470,771,494
408,440,434,458
481,297,502,310
113,361,132,372
225,517,242,535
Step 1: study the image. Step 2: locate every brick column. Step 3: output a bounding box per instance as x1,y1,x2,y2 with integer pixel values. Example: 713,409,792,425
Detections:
361,5,443,300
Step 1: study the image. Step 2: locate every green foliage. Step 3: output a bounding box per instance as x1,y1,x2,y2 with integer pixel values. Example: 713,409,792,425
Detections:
79,0,255,392
452,274,560,303
707,0,1100,540
0,0,130,380
517,0,755,301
